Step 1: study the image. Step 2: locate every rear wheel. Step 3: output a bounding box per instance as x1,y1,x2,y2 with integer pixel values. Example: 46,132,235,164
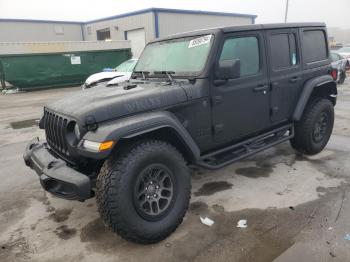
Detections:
290,98,334,155
96,140,191,244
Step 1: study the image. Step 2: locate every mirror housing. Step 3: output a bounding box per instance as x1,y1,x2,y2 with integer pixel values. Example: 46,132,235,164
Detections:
216,59,240,80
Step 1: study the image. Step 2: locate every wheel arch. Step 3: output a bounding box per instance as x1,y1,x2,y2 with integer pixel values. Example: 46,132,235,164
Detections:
293,75,337,121
118,126,199,164
82,111,201,163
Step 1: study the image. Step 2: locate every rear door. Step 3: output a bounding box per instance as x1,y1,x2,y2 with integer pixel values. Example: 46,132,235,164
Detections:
266,28,303,124
211,31,270,144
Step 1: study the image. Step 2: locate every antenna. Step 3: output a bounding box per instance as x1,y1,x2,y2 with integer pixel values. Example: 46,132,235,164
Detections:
285,0,290,23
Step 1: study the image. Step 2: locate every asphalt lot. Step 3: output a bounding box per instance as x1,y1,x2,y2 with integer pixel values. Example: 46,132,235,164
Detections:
1,80,350,262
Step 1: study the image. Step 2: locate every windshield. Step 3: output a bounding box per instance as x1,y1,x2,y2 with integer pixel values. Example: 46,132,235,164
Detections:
338,47,350,53
115,59,137,72
134,34,213,76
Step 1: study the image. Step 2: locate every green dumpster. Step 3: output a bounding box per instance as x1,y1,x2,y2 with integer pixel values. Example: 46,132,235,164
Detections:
0,49,131,90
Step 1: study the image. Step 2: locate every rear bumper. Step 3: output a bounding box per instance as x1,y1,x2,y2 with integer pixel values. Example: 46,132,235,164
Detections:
23,138,92,201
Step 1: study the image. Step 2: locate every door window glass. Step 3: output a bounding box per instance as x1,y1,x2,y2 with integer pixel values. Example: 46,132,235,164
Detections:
219,36,260,77
270,33,298,69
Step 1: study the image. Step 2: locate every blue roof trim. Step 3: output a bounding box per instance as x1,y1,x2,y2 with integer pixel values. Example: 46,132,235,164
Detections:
85,7,257,24
86,8,155,24
0,8,257,25
152,8,257,19
0,18,82,24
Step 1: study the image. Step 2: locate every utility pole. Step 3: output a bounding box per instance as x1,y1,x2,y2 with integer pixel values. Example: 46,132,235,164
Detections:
285,0,290,23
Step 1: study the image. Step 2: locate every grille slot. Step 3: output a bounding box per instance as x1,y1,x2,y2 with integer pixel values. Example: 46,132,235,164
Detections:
44,109,70,159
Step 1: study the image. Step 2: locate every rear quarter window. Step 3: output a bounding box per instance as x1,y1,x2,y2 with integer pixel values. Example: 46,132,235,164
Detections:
302,30,328,63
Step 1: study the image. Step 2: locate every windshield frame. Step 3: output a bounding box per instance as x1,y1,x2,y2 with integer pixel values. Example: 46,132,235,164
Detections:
134,34,215,79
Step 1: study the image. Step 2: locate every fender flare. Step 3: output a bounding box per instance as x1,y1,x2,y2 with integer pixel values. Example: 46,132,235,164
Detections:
292,75,337,121
82,111,201,160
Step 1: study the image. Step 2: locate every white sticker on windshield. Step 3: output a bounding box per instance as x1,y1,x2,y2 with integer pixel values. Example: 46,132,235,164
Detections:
188,35,212,48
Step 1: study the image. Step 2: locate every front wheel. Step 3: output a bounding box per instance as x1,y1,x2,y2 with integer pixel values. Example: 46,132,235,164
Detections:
290,98,334,155
96,140,191,244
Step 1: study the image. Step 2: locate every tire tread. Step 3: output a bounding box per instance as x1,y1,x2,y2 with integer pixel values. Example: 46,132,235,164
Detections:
96,140,191,244
291,98,334,155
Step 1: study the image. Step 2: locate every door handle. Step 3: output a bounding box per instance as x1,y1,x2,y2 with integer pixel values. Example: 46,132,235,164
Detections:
289,77,302,83
213,79,227,86
254,85,268,92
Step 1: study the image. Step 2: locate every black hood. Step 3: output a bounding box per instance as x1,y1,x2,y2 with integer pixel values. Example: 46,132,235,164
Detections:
46,82,188,124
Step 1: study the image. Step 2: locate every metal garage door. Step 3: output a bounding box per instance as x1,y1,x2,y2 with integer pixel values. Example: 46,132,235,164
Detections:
126,28,146,58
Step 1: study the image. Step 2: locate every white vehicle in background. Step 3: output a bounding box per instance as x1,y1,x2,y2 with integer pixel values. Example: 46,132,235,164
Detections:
336,46,350,63
330,52,349,84
82,58,138,89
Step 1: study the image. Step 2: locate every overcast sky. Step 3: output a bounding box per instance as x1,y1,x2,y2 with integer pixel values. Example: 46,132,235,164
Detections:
0,0,349,28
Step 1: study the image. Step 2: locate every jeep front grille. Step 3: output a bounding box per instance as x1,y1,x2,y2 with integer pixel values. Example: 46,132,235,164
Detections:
44,109,70,159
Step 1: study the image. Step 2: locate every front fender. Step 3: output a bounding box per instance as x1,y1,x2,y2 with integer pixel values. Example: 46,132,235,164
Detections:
292,75,337,121
79,111,201,160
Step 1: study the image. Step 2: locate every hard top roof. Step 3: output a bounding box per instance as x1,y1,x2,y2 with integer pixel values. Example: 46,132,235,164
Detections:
151,22,326,43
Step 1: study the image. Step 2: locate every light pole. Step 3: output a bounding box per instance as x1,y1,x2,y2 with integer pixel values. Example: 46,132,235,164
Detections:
285,0,289,23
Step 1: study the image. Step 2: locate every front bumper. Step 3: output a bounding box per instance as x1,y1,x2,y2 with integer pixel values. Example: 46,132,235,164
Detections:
23,138,92,201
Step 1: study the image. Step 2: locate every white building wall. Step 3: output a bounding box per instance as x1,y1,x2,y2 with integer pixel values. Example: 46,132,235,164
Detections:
0,21,83,42
83,12,155,43
158,12,253,38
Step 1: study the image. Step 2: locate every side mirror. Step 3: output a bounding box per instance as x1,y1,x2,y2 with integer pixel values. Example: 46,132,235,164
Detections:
216,59,240,80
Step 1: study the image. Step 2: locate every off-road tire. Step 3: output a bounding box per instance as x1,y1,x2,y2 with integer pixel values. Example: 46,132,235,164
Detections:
96,140,191,244
290,98,334,155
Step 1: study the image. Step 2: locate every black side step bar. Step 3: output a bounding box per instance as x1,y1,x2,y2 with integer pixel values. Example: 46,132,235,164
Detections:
195,124,294,170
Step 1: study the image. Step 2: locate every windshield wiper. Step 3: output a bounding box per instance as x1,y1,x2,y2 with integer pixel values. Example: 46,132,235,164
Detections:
134,71,150,80
154,71,176,83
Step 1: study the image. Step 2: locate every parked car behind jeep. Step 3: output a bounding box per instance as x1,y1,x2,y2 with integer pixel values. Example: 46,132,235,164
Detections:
331,52,349,84
82,58,138,89
337,46,350,63
24,23,337,244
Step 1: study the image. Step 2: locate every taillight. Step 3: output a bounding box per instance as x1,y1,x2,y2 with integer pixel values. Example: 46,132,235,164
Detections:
331,68,338,80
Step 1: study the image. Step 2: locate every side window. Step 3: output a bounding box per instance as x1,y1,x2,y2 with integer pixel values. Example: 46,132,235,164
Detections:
270,33,298,69
302,30,327,63
97,28,111,41
219,36,260,77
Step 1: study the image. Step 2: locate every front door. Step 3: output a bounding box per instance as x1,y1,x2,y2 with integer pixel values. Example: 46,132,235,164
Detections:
266,28,303,123
211,31,270,145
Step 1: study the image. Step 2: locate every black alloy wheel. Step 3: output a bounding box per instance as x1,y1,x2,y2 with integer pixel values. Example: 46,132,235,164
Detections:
134,163,175,220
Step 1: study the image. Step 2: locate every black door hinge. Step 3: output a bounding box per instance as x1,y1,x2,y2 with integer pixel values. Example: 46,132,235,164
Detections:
270,106,279,115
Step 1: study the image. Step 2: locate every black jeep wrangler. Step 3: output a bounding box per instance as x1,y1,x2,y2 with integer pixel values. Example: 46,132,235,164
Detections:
24,23,337,244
